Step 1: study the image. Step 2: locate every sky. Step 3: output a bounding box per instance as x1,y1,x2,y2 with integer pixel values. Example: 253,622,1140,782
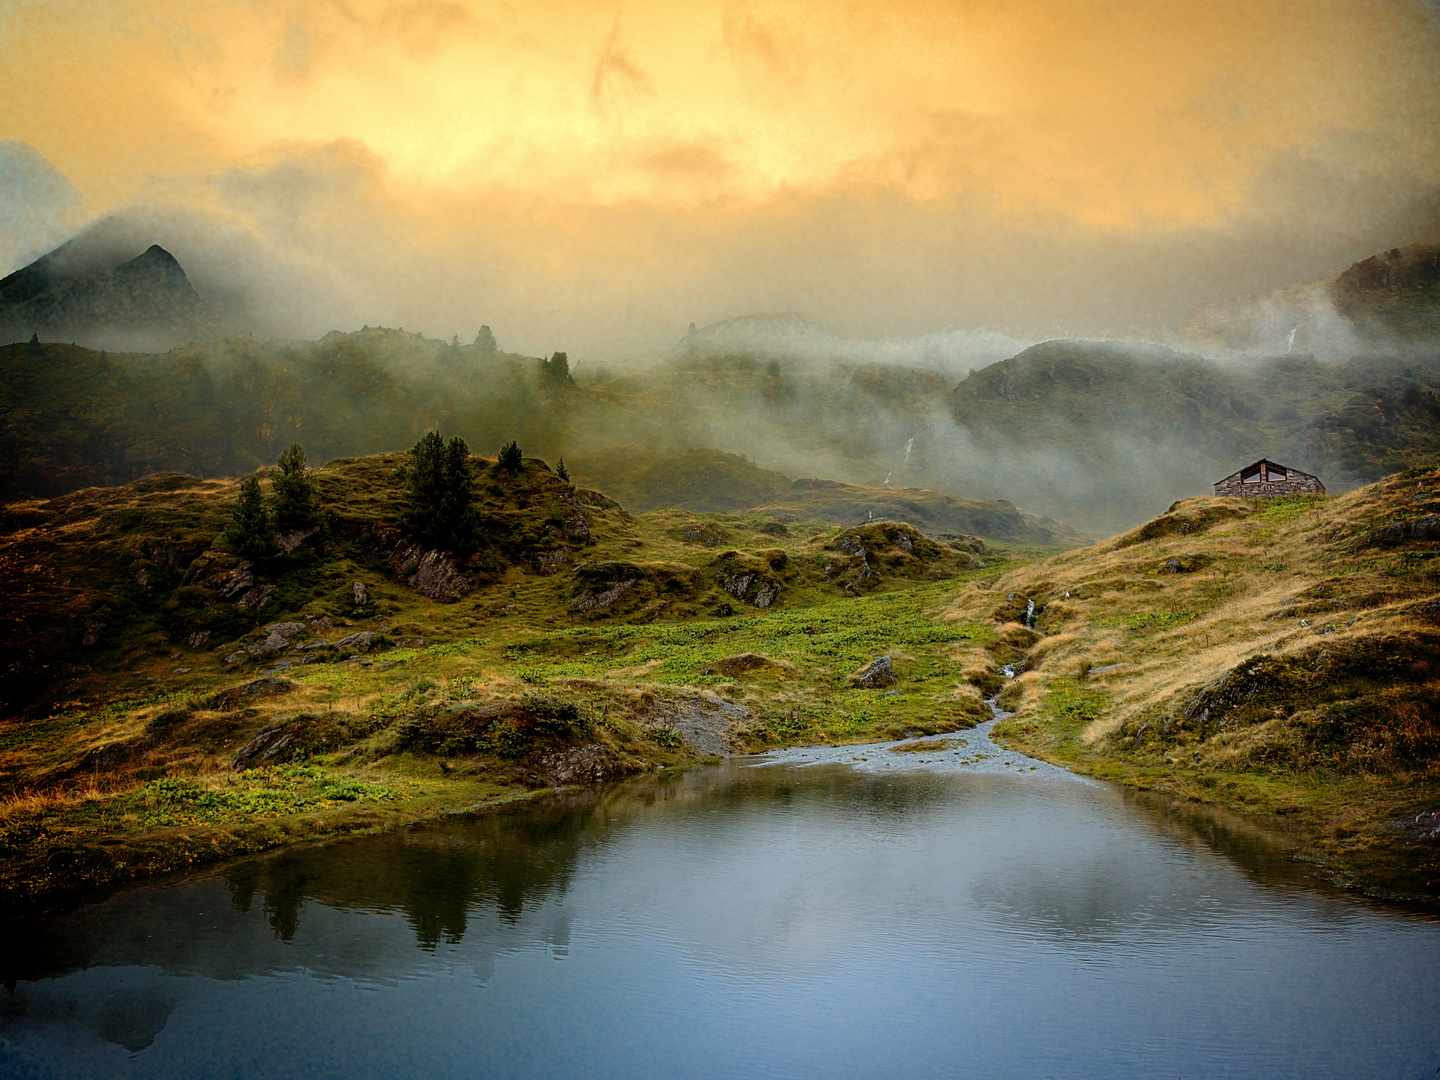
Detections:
1,0,1438,357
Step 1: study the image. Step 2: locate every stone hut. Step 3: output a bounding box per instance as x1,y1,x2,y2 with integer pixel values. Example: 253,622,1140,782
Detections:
1213,458,1325,498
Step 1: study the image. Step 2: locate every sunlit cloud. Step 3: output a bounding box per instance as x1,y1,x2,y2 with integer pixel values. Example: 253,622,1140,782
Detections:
1,0,1436,354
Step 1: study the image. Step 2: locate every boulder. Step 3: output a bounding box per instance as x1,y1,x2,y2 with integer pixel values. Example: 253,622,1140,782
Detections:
850,655,896,688
352,580,368,606
334,630,383,651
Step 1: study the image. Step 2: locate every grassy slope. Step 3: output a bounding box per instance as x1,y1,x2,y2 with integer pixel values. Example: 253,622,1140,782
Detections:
0,454,1022,907
942,468,1440,898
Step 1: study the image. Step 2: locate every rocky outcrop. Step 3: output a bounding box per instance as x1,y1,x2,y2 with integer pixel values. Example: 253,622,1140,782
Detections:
633,690,750,757
210,677,293,710
230,725,298,769
713,551,784,608
572,578,637,611
364,527,473,601
681,521,729,547
1354,515,1440,548
535,742,622,786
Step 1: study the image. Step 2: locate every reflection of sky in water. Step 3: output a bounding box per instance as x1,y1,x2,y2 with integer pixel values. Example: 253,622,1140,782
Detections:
3,766,1438,1079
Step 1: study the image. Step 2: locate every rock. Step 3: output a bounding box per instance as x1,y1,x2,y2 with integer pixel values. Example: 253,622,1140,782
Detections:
214,564,255,600
572,579,637,611
363,527,474,600
1087,662,1128,676
231,725,298,769
277,527,320,554
224,651,244,666
682,522,729,547
148,539,209,570
719,570,757,599
234,583,276,612
82,620,105,647
535,548,573,575
334,630,383,650
1165,558,1182,573
753,581,780,608
850,655,896,688
352,580,368,606
536,742,620,786
211,677,294,710
634,691,750,757
186,629,210,649
408,550,472,600
1355,514,1440,547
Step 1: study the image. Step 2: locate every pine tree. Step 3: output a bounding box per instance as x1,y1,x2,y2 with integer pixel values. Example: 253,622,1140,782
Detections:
474,325,498,354
402,431,477,552
540,351,571,386
272,443,321,532
225,474,277,561
497,440,523,474
555,457,570,482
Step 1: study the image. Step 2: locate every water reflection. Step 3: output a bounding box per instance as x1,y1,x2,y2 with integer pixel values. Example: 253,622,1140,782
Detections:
3,764,1438,1080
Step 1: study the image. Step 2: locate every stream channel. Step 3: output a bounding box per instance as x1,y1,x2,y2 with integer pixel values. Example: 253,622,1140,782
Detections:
3,711,1439,1079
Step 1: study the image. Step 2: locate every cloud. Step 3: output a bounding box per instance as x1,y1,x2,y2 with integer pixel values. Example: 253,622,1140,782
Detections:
0,141,83,274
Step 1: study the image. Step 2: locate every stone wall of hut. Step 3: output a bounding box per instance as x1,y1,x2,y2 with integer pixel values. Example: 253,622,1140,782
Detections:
1213,472,1325,498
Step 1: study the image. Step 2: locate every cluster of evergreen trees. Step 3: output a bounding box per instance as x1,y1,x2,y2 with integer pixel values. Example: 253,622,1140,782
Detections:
224,432,560,562
224,444,322,559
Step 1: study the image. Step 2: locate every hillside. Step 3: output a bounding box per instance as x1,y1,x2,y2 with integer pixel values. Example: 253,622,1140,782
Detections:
0,448,1029,905
937,468,1440,897
565,448,1070,542
1332,245,1440,340
948,340,1440,531
566,447,791,513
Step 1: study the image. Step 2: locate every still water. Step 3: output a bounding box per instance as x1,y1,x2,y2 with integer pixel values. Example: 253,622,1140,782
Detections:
3,735,1439,1079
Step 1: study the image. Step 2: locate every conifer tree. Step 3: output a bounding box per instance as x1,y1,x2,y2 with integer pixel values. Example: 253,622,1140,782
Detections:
555,457,570,482
474,325,498,354
402,431,477,552
225,474,277,560
497,440,523,473
272,443,321,532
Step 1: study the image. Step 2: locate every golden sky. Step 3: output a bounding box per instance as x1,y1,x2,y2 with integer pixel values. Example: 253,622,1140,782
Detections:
2,0,1437,353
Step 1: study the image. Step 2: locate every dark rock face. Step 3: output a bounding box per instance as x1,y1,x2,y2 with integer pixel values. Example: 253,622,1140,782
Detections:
364,526,473,601
231,725,298,769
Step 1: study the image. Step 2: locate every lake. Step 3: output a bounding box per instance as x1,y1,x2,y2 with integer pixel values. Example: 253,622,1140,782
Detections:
3,722,1438,1079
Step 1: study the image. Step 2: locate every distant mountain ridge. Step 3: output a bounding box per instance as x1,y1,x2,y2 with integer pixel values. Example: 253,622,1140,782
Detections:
0,233,221,349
